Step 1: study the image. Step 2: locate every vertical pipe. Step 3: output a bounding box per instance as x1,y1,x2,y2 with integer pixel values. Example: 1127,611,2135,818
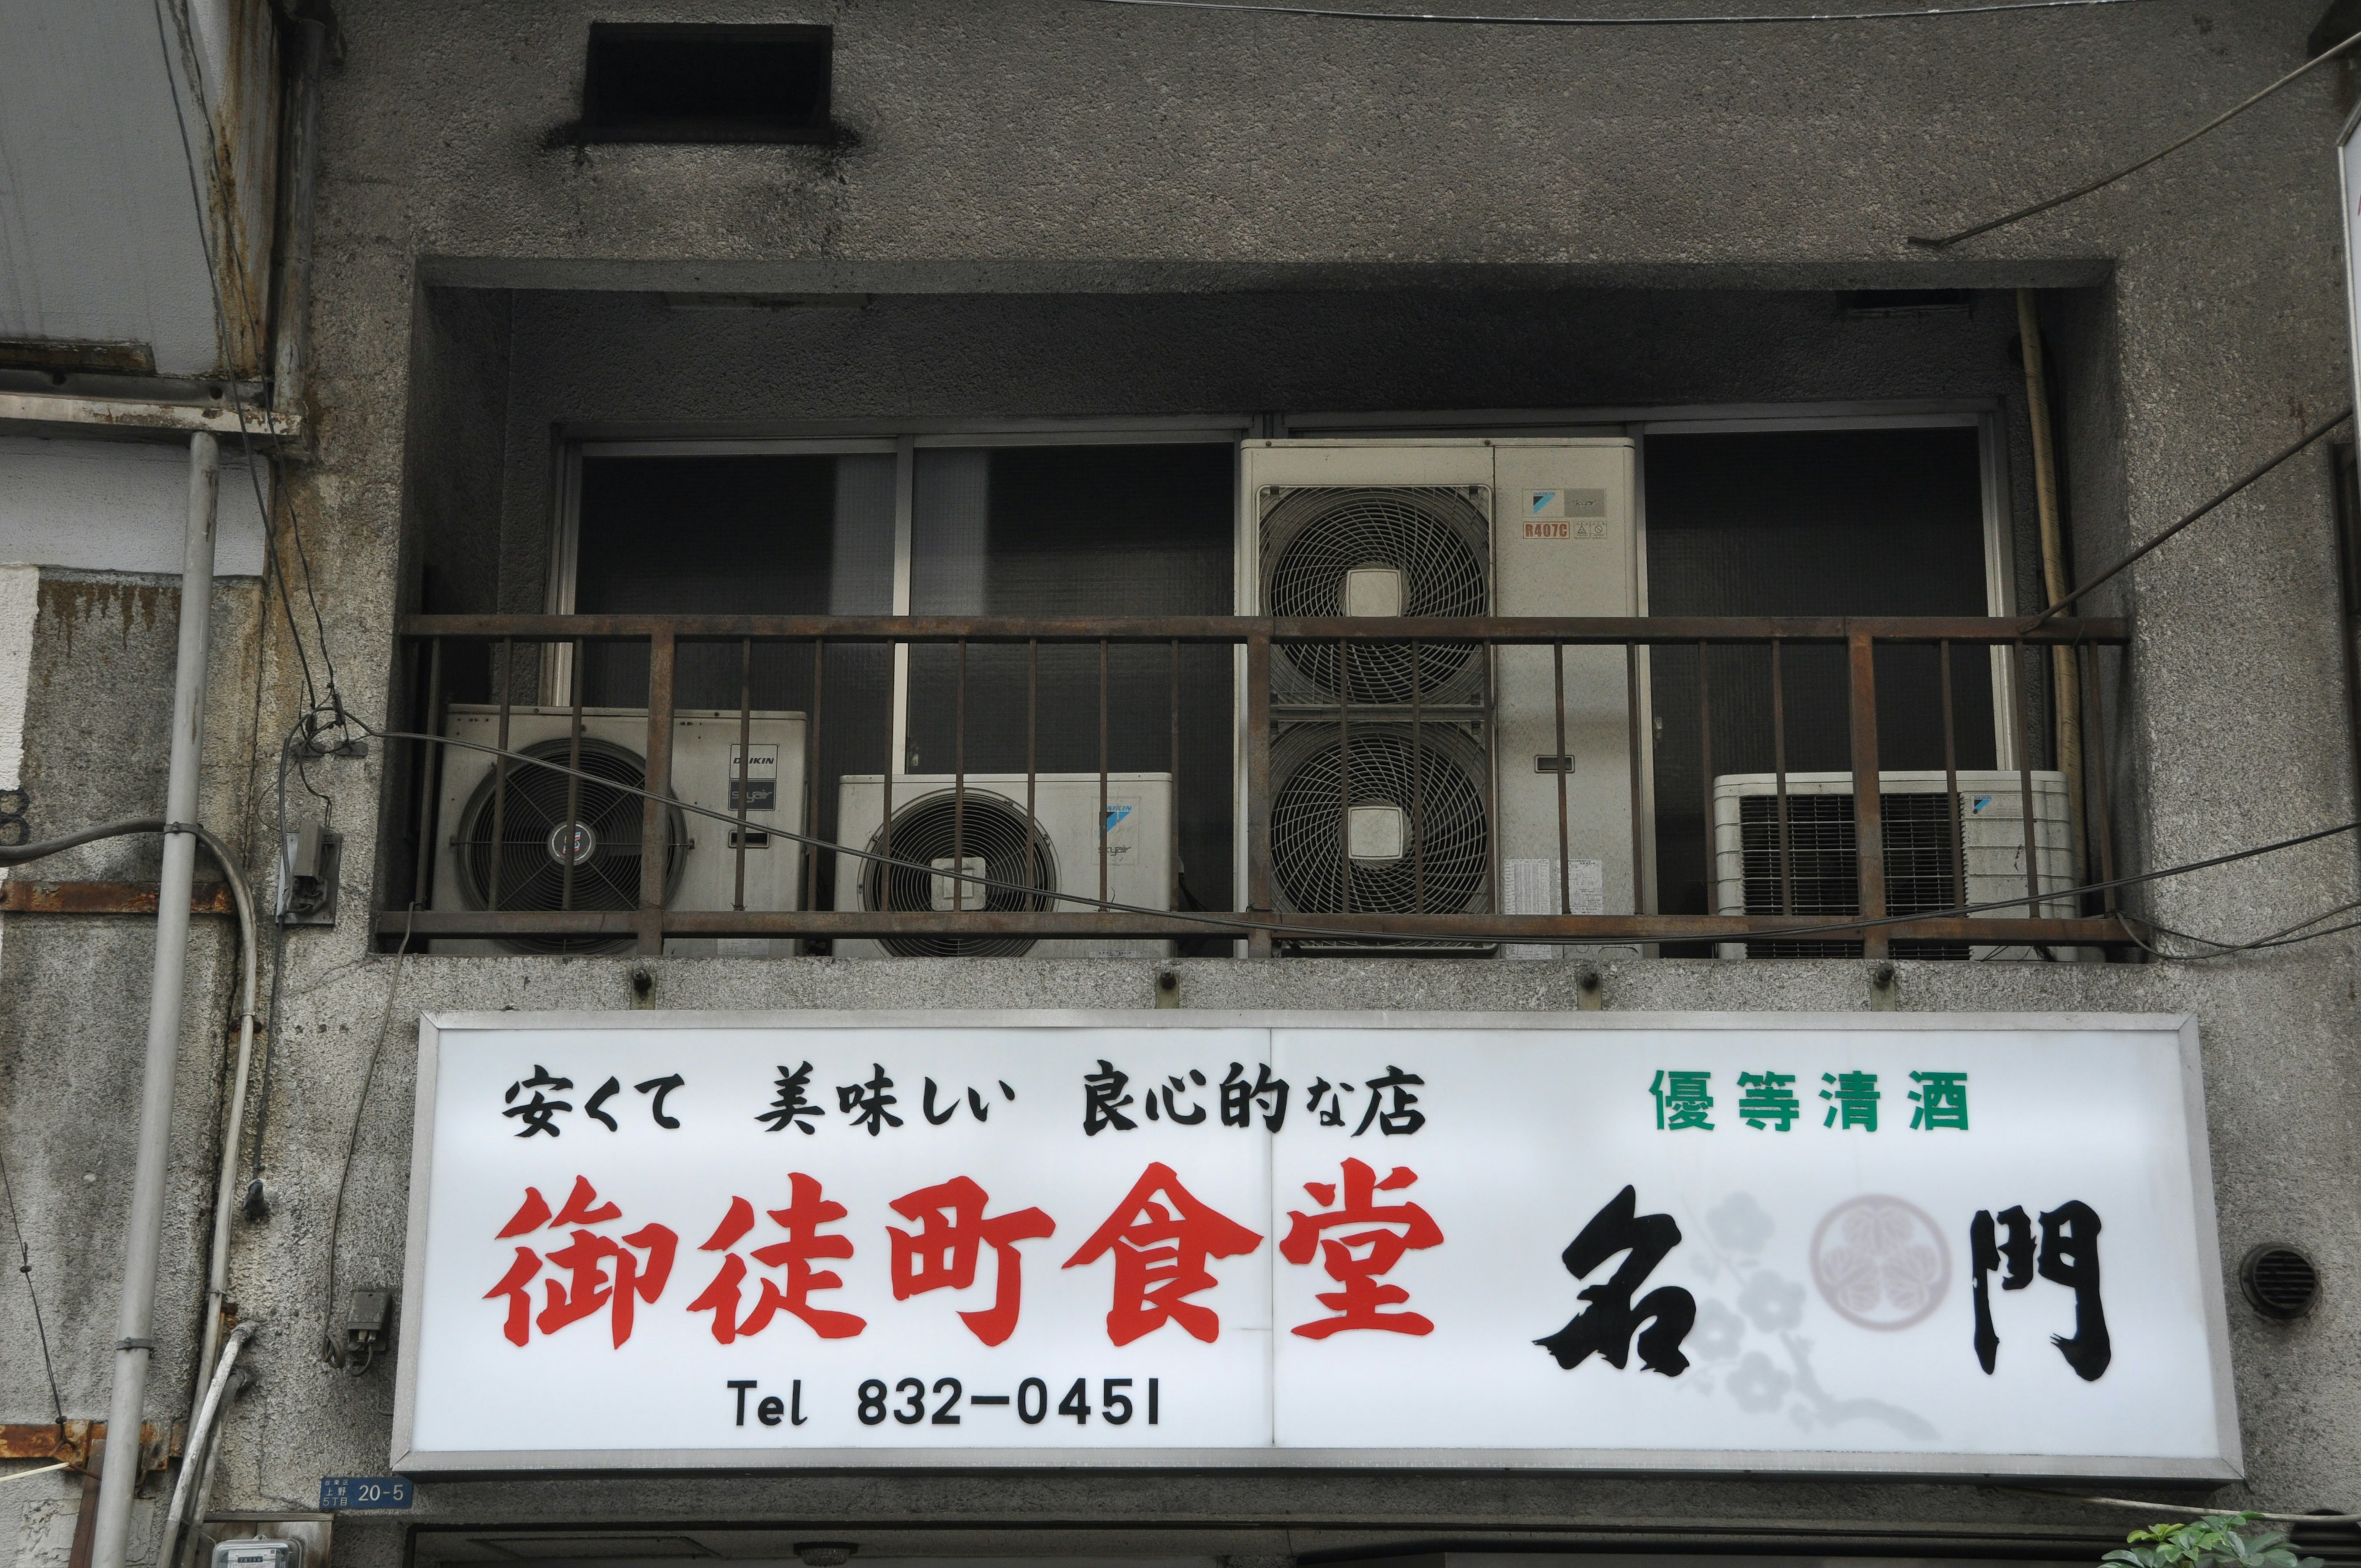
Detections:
2018,289,2086,881
1771,638,1792,916
92,431,218,1568
487,638,513,910
734,639,751,913
638,631,675,955
269,22,326,414
560,641,585,913
1940,639,1966,913
1246,632,1273,957
1846,632,1889,960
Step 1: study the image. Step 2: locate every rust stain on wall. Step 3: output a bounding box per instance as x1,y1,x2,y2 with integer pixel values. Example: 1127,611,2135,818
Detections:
39,580,170,655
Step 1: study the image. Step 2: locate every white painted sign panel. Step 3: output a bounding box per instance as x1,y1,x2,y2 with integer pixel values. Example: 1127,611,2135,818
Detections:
392,1011,2235,1479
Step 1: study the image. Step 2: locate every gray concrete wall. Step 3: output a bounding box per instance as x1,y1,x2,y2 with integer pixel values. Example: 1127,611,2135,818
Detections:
8,1,2361,1564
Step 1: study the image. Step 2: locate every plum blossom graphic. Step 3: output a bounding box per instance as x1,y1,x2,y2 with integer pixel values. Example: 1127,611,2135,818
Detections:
1738,1267,1805,1332
1707,1192,1774,1254
1728,1351,1792,1412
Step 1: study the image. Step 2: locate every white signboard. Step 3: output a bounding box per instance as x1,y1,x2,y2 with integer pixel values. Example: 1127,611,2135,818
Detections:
392,1011,2235,1479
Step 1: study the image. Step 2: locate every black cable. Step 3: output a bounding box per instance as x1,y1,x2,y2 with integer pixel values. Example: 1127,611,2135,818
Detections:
370,722,2360,949
0,1145,66,1435
149,0,343,723
2033,409,2352,627
1912,27,2361,248
1091,0,2153,23
322,903,413,1369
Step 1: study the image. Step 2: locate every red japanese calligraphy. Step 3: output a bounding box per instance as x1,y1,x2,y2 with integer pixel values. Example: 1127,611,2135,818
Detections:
1062,1161,1262,1347
687,1172,867,1342
887,1176,1056,1346
1279,1158,1444,1339
485,1176,678,1348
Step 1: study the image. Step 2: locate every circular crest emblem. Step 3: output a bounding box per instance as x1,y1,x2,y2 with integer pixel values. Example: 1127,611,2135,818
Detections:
1810,1194,1951,1331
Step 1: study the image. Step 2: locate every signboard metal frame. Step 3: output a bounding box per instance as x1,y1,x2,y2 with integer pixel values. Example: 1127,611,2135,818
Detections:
391,1008,2234,1481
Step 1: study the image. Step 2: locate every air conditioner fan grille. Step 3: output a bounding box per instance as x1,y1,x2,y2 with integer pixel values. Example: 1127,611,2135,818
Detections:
860,790,1058,959
1263,486,1489,705
1270,723,1490,920
453,735,687,955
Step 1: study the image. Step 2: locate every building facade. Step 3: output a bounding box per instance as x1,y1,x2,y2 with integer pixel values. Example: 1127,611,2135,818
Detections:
6,2,2361,1566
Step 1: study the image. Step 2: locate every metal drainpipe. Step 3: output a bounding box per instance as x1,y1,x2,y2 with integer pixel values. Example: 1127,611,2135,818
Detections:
269,18,325,418
91,430,219,1568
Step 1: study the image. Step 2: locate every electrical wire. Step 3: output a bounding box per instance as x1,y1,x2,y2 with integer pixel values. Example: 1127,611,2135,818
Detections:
1090,0,2153,23
321,903,413,1369
2031,408,2353,627
368,722,2360,950
0,1144,67,1436
1912,26,2361,247
1993,1488,2361,1525
149,0,345,727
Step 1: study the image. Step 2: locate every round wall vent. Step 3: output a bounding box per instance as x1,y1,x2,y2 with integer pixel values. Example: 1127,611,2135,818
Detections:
2240,1244,2320,1321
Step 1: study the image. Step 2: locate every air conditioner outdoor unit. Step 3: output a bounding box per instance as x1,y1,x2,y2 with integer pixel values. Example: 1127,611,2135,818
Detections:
834,772,1176,959
1710,769,2076,960
1240,438,1640,956
430,704,807,956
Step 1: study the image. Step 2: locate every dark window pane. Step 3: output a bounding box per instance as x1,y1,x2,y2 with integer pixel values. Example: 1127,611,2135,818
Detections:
1644,428,1998,933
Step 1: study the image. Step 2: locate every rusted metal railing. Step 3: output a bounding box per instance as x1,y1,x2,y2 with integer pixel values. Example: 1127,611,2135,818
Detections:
382,612,2134,957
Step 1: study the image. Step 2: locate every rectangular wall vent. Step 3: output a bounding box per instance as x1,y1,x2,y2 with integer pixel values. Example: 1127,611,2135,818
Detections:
581,23,831,143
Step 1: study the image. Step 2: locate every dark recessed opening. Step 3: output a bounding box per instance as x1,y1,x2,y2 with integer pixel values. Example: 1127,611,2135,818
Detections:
1839,289,1974,318
2240,1244,2320,1320
581,23,831,143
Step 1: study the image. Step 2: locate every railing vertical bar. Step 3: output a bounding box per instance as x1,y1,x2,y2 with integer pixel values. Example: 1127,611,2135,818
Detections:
1624,644,1646,921
802,639,823,917
881,640,896,913
560,636,585,914
954,638,967,913
1410,639,1425,909
1847,630,1889,960
1939,639,1964,917
2014,638,2043,921
1696,641,1713,923
1336,636,1352,911
1246,630,1273,958
1771,637,1793,917
1169,638,1182,911
411,636,443,921
488,637,513,911
1554,642,1572,916
1027,639,1039,916
638,630,676,955
1099,638,1110,908
734,638,751,913
2082,643,2118,909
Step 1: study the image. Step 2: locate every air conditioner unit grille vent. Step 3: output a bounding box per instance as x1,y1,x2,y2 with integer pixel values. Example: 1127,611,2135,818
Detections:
860,790,1058,959
1270,723,1490,921
453,735,687,954
1262,485,1489,706
1738,792,1966,959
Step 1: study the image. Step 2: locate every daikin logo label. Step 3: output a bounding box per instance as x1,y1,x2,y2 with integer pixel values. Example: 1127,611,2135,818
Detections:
1104,804,1134,833
1530,490,1560,517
